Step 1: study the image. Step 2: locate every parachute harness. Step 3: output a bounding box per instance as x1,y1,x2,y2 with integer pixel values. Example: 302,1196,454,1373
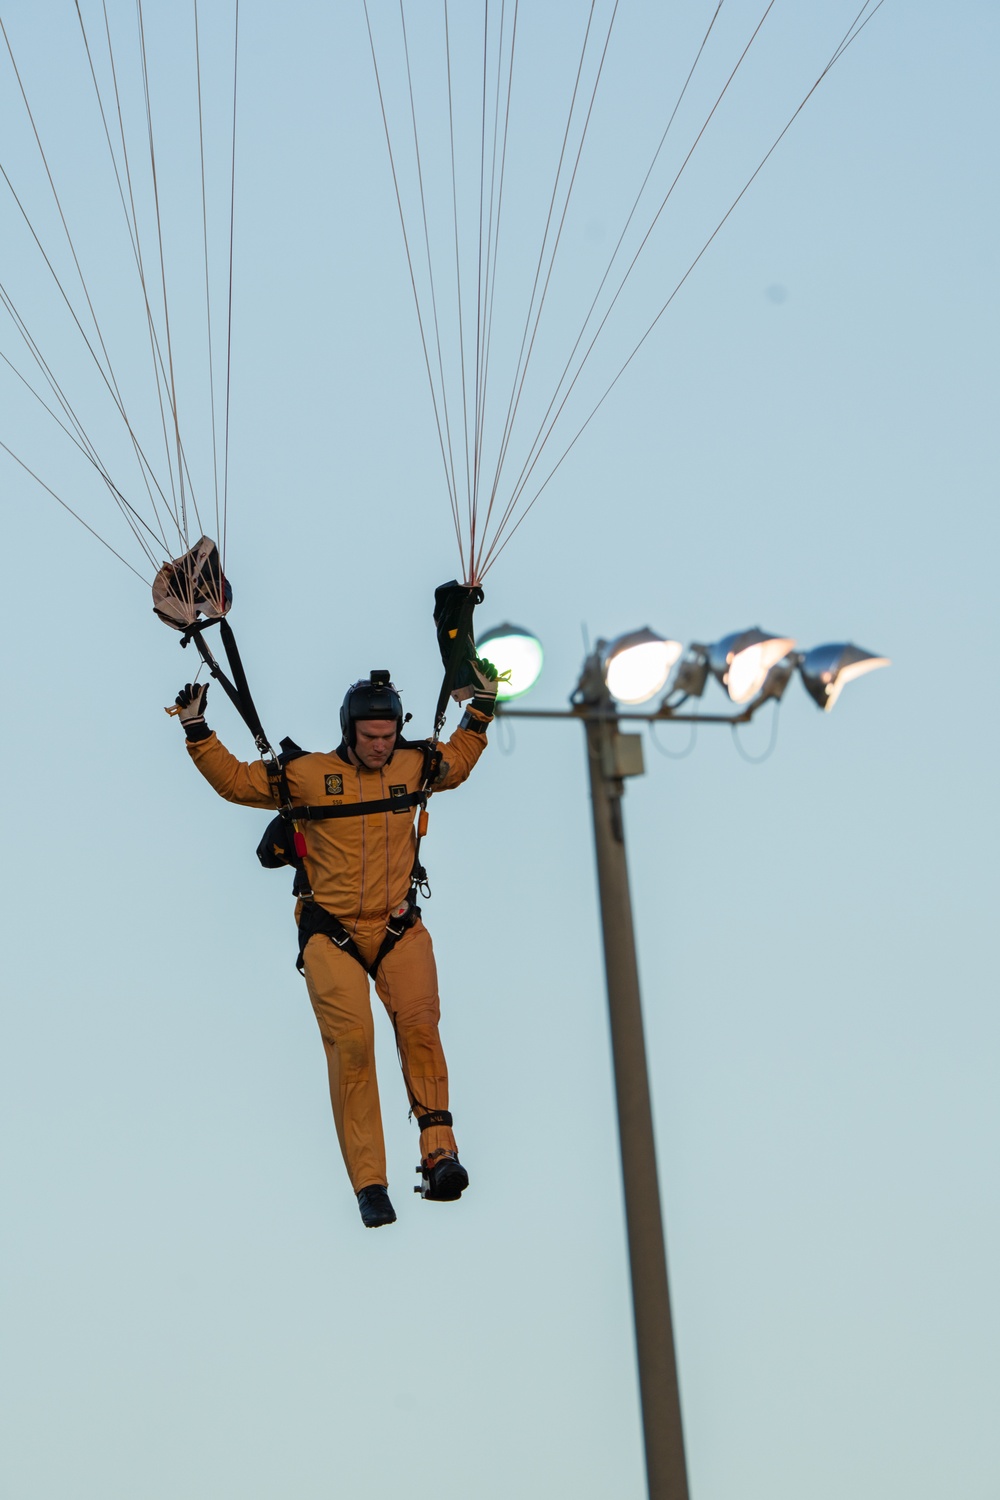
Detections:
159,540,484,980
281,586,482,974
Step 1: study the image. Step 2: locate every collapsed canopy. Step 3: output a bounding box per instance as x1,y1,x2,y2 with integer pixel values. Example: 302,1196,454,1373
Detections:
151,535,231,632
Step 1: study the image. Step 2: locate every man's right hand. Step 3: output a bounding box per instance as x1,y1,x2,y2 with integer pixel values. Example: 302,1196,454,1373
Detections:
175,681,210,738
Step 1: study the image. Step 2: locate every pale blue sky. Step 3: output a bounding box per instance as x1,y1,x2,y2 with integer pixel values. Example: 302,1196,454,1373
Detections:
2,4,997,1498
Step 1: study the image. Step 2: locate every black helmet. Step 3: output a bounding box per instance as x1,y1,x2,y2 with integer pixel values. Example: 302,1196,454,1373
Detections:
340,670,403,748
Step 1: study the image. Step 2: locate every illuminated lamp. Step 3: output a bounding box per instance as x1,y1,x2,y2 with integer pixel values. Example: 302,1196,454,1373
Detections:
603,628,683,705
708,627,797,705
476,623,544,700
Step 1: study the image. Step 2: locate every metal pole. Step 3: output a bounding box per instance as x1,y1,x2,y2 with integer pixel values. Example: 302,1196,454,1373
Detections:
583,706,689,1500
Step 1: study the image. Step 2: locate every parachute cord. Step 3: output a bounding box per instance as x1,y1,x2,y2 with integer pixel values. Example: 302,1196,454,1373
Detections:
0,438,149,583
221,0,240,574
101,0,188,552
94,0,207,557
830,0,888,67
0,277,163,569
0,341,164,568
468,0,490,569
472,0,515,536
398,1,464,564
0,17,142,467
73,0,179,553
0,18,179,555
477,0,728,574
194,0,223,564
476,0,886,579
472,0,617,580
87,0,188,549
135,0,202,547
477,0,775,578
443,2,475,555
480,0,604,540
362,0,465,573
100,0,210,565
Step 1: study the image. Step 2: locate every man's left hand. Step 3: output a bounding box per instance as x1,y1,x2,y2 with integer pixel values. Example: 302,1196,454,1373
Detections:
466,655,500,721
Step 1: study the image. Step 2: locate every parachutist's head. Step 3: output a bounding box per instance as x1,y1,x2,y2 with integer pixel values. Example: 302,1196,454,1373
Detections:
340,671,403,768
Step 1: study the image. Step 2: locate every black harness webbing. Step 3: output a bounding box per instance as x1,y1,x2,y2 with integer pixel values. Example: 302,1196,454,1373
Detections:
407,584,482,896
183,616,274,757
289,791,424,821
296,898,420,979
183,618,305,885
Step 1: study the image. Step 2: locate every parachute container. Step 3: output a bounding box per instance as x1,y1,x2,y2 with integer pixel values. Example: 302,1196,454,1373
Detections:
151,536,232,632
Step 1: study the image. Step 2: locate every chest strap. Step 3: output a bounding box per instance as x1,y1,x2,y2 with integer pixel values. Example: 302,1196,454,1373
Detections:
289,791,423,821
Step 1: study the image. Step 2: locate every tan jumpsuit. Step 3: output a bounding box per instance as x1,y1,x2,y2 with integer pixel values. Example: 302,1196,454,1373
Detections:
187,726,487,1190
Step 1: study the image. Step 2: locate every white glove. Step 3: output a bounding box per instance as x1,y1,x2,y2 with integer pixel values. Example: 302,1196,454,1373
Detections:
175,681,209,729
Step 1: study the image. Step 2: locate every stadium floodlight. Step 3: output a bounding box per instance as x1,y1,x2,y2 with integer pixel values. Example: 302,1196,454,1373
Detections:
708,627,797,705
476,623,544,700
603,628,683,705
799,642,890,711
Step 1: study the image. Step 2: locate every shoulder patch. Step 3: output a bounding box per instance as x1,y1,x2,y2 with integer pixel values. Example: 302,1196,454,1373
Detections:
325,773,344,796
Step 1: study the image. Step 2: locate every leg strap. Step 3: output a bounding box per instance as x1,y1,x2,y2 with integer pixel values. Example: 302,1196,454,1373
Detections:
296,900,421,979
415,1110,453,1131
368,900,421,977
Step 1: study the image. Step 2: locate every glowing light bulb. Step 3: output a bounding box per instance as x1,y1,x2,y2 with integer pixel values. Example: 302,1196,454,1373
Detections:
603,630,683,705
476,624,544,700
709,628,796,704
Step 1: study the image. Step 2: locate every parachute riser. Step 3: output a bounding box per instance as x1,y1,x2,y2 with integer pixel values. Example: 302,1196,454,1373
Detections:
181,615,274,759
430,586,481,747
413,585,481,903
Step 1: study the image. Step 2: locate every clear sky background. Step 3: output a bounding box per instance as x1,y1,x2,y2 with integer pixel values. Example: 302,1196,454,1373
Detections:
1,3,997,1498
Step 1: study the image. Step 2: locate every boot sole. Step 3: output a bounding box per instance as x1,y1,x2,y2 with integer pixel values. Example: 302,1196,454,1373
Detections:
426,1164,469,1202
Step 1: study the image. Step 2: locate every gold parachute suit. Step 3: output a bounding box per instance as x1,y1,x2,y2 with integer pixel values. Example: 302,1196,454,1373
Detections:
186,726,487,1191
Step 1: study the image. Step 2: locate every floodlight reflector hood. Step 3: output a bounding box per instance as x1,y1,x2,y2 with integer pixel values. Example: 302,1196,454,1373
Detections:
603,628,683,705
708,627,796,704
799,643,890,711
476,623,544,700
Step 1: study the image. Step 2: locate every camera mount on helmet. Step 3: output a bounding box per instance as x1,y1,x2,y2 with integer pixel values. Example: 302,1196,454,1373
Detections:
340,670,404,749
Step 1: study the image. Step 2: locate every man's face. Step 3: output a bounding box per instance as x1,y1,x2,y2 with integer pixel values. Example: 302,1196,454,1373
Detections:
350,718,398,770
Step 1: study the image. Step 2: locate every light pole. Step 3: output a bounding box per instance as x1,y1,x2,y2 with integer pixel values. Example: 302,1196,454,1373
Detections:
484,623,890,1500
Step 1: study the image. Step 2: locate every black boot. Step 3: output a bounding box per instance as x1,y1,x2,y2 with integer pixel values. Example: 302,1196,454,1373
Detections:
415,1151,469,1201
357,1184,397,1228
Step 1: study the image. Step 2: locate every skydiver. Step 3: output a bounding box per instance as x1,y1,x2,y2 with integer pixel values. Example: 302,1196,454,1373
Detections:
173,583,498,1229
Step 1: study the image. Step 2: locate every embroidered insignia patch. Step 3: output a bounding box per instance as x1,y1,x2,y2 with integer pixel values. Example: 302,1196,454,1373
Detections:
324,774,344,796
390,784,408,812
